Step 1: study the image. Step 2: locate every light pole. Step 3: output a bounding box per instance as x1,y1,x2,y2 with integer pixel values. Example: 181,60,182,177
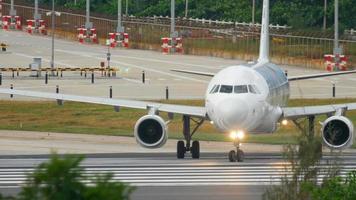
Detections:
34,0,41,28
51,0,55,73
252,0,255,24
117,0,124,32
10,0,16,16
85,0,92,29
323,0,327,30
125,0,128,16
185,0,188,18
170,0,177,53
47,0,60,74
170,0,176,37
333,0,341,55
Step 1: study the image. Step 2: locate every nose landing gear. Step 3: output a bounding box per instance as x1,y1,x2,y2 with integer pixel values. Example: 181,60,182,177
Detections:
228,139,244,162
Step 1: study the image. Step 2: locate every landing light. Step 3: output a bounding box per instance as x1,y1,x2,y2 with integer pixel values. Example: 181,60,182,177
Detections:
230,130,245,140
281,119,288,126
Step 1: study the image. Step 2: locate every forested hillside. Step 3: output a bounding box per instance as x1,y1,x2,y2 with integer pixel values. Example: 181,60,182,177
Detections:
35,0,356,30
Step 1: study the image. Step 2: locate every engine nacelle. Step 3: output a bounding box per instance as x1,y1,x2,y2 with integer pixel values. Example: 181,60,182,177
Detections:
322,116,354,149
134,115,168,149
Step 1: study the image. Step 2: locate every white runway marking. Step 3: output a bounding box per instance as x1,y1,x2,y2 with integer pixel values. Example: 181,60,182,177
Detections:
0,162,354,187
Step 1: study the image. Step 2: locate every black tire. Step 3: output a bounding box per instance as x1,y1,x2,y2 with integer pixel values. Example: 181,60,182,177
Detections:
228,150,236,162
177,140,185,159
191,141,200,159
236,149,244,162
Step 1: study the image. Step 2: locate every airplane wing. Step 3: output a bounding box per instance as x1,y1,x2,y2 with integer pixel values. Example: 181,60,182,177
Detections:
282,103,356,119
171,69,215,77
172,68,356,81
0,89,207,118
288,70,356,81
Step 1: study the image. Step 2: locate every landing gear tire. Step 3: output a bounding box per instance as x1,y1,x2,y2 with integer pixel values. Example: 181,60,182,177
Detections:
236,149,244,162
191,141,200,159
228,150,236,162
177,140,186,159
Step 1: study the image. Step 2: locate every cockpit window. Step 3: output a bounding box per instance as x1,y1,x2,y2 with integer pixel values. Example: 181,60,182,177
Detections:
212,85,220,93
249,85,261,94
248,85,257,94
253,85,261,94
220,85,233,93
234,85,248,94
209,85,217,94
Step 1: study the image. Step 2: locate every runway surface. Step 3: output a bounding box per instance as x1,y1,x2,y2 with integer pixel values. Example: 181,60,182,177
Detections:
0,152,356,200
1,30,356,99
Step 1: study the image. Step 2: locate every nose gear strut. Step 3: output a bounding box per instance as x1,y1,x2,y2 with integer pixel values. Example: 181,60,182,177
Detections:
228,137,244,162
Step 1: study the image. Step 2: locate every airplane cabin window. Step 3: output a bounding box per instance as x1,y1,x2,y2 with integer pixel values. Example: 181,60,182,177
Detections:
234,85,248,94
220,85,233,93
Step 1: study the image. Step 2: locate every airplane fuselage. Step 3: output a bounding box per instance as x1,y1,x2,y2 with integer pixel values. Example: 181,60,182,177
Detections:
205,62,289,134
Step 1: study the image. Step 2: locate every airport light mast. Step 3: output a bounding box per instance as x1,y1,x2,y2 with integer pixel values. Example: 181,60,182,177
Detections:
333,0,341,55
34,0,40,21
50,0,55,73
252,0,255,24
170,0,176,37
9,0,16,16
323,0,327,30
185,0,188,18
85,0,92,29
170,0,178,52
117,0,124,32
47,0,60,74
125,0,128,16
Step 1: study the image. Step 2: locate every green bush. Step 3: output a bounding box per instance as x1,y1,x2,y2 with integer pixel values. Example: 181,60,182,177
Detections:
0,154,134,200
305,171,356,200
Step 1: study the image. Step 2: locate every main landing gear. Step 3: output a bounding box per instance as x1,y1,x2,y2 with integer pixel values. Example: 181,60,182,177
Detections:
228,136,244,162
177,115,204,159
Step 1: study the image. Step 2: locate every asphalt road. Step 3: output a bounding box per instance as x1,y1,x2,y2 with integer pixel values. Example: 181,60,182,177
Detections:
1,30,356,100
0,152,356,200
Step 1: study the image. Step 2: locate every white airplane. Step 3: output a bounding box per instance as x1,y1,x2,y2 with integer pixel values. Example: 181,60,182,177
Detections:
1,0,356,162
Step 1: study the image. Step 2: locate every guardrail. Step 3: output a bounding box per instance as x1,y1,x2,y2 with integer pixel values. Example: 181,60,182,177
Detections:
345,29,356,35
1,3,355,70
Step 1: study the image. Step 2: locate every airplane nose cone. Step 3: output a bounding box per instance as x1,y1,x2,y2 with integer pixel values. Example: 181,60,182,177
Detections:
214,98,249,130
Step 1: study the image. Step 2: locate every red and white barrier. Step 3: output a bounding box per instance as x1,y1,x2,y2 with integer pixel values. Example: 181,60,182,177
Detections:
123,33,129,48
161,37,169,54
175,37,183,53
0,0,2,27
15,16,21,29
26,19,34,33
108,32,129,48
2,16,9,30
77,27,98,44
78,28,85,43
1,15,21,30
27,19,47,34
38,20,46,35
161,37,183,54
324,54,347,72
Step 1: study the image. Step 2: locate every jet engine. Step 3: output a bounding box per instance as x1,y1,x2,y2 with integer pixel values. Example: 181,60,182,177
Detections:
322,116,354,149
134,115,168,149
